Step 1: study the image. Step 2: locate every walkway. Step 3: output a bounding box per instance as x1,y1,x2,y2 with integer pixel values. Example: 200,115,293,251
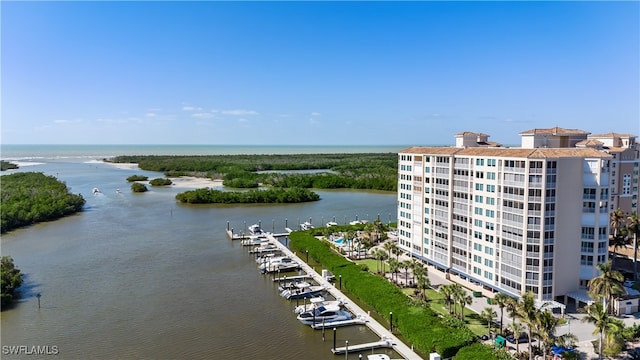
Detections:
265,234,424,360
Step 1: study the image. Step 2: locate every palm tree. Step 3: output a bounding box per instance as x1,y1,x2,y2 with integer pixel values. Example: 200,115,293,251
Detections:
388,258,400,284
451,284,471,320
536,309,560,357
481,307,497,335
439,284,455,314
414,266,430,301
383,241,396,260
492,292,512,335
587,261,625,314
509,321,525,353
517,291,538,360
627,212,640,281
410,258,422,285
610,209,626,267
400,259,412,287
581,302,624,360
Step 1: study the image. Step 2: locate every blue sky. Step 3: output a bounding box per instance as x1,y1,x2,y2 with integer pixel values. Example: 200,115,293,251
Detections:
2,1,638,146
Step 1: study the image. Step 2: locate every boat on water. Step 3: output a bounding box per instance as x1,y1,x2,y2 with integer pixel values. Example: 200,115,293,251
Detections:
300,221,314,230
92,187,100,194
280,282,325,300
367,355,391,360
248,224,264,236
326,221,338,227
293,296,346,314
296,303,353,325
259,256,299,273
279,281,312,293
262,261,301,274
241,237,271,246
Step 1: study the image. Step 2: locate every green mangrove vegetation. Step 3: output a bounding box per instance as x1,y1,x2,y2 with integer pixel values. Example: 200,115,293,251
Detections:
126,175,149,182
149,178,172,186
287,231,504,359
108,153,398,191
1,161,19,171
175,187,320,204
1,256,22,308
131,183,148,193
0,172,86,233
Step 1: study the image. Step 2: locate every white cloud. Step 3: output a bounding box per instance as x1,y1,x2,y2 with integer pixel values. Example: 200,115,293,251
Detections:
237,118,249,123
222,109,259,116
145,112,157,117
310,112,321,116
182,106,202,111
309,118,320,125
53,119,83,124
192,113,215,119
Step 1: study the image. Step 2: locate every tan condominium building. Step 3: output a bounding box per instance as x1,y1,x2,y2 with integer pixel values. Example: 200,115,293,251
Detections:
397,127,638,305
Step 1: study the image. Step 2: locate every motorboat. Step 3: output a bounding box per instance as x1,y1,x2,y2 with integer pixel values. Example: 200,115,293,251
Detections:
259,256,299,273
367,355,391,360
296,304,352,325
241,237,271,246
248,224,264,236
262,261,300,274
293,296,346,314
326,221,338,227
279,281,312,293
92,187,100,194
300,221,314,230
280,282,325,300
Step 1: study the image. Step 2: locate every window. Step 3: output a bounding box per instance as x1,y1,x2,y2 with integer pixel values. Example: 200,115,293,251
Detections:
475,183,484,191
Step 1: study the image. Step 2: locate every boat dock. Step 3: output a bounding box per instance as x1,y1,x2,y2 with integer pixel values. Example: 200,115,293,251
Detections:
260,233,423,360
226,229,291,240
331,338,394,355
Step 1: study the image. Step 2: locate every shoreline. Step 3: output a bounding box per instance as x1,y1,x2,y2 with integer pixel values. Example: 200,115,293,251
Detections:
102,161,224,189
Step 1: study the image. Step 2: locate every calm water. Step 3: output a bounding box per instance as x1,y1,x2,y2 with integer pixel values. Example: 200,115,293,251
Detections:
0,146,401,359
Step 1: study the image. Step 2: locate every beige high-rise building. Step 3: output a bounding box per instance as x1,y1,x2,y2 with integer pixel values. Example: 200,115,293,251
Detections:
397,127,638,305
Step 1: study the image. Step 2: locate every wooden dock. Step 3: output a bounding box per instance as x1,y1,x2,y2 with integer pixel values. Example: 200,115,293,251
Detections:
331,338,394,355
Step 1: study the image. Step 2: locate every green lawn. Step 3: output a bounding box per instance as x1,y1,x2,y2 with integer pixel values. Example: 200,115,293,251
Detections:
355,260,490,337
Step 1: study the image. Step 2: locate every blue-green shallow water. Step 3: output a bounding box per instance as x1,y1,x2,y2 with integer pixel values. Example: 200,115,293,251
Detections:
0,146,404,360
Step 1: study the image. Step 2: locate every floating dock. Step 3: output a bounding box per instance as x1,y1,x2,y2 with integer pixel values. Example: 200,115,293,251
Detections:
331,338,394,355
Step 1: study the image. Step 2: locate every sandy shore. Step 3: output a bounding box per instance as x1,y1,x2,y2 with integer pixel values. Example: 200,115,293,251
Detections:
103,161,222,188
168,176,223,189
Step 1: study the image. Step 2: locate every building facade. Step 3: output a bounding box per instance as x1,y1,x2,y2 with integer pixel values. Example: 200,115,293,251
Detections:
396,128,638,303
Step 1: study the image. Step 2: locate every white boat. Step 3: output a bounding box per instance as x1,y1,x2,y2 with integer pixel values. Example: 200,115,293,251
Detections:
367,355,391,360
293,296,346,314
259,256,299,273
296,303,352,325
326,221,338,227
248,224,264,236
300,221,314,230
280,282,325,300
92,187,100,194
279,281,312,292
349,220,362,225
241,237,271,246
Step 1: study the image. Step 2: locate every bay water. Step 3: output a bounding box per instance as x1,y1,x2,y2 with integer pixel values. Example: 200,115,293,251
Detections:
0,145,402,359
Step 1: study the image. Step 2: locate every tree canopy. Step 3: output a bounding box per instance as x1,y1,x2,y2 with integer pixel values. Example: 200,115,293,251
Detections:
1,172,85,233
1,256,23,308
175,187,320,204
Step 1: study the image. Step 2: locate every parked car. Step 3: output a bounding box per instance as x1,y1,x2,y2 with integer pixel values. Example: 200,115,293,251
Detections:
624,280,635,288
506,333,529,344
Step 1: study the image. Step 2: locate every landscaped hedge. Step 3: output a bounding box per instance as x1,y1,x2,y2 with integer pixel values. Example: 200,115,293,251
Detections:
288,231,480,359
